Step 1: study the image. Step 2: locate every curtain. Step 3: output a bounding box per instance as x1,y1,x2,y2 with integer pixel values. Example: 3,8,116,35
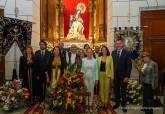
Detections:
64,0,90,38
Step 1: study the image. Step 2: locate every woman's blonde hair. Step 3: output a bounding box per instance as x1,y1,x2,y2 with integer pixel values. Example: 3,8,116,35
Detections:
24,45,33,57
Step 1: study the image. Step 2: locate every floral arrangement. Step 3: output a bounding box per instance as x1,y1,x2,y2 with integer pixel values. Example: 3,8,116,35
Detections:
0,80,30,112
46,41,54,51
127,80,142,105
49,65,87,113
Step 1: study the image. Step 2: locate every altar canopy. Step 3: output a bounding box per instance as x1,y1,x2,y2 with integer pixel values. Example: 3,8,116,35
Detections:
64,0,90,38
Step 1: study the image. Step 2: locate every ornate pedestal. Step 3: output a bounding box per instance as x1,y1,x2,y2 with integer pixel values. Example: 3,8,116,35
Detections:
61,38,92,48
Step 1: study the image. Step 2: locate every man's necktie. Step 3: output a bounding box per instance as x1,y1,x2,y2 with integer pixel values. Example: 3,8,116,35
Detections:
41,51,44,58
117,50,121,59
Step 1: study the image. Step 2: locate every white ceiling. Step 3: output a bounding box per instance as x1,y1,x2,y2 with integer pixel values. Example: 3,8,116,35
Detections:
0,0,165,8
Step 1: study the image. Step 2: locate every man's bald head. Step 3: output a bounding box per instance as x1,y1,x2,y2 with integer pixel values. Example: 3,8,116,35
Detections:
70,44,77,53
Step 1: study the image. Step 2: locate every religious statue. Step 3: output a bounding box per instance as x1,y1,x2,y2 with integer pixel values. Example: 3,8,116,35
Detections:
67,3,86,40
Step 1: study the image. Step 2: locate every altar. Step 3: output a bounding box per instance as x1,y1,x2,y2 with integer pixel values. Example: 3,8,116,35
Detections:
40,0,108,46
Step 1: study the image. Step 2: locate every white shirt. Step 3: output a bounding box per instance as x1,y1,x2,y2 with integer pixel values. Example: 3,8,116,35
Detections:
117,48,123,57
141,63,148,73
66,52,76,64
41,50,45,56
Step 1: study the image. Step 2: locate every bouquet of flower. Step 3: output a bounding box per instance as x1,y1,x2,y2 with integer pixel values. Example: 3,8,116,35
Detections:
127,80,142,105
0,80,30,112
49,65,87,113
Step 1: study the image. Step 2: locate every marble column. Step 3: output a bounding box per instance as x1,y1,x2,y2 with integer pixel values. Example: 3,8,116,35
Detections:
48,0,56,42
32,0,40,51
107,0,113,51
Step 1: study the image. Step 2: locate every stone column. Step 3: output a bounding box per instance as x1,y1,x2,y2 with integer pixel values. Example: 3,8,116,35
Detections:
96,0,106,42
89,0,94,39
32,0,40,51
40,0,48,40
107,0,113,51
48,0,56,43
58,0,64,41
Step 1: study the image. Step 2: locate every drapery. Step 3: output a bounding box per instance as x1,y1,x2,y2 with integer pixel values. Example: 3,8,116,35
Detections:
64,0,90,39
0,16,32,55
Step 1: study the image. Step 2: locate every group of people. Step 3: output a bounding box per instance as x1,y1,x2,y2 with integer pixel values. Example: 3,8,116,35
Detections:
19,38,158,114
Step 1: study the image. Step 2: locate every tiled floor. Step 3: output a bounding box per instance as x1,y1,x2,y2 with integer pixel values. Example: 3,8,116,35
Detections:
115,106,162,114
0,108,26,114
0,106,163,114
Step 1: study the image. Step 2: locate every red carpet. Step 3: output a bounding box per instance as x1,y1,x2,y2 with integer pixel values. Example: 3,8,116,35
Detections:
23,102,117,114
24,104,43,114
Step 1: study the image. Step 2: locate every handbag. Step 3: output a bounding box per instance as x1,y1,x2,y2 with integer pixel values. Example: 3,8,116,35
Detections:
153,98,163,107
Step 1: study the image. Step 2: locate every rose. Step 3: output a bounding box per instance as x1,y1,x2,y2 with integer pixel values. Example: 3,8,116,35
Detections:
77,72,84,78
9,89,16,97
64,92,68,97
25,95,29,99
67,103,72,108
80,79,84,85
60,76,67,83
0,90,3,96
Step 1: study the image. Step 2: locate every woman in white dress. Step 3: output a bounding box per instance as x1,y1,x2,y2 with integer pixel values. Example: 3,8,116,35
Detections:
81,48,98,107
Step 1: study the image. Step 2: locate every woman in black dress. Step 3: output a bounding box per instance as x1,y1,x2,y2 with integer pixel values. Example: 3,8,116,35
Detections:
19,45,35,104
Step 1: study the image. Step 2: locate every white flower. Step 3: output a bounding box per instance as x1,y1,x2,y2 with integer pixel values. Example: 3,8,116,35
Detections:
138,96,142,99
0,91,3,96
137,86,141,90
5,81,10,87
2,96,6,101
17,89,22,93
5,98,10,104
131,96,134,98
3,104,10,111
129,91,132,94
11,97,15,101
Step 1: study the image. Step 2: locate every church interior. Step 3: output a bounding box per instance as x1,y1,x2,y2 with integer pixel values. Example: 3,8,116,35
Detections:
0,0,165,114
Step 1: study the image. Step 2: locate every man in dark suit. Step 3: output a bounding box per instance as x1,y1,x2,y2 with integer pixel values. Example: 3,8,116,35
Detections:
34,40,51,101
112,38,132,113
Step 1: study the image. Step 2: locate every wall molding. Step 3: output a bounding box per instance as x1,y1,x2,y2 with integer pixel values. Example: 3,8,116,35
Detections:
140,5,165,11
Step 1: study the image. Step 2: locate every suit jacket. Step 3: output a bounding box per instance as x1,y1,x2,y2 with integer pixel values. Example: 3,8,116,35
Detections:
61,48,67,66
97,56,114,80
142,60,158,89
162,68,165,87
34,49,51,79
66,51,78,65
112,49,132,79
81,58,98,80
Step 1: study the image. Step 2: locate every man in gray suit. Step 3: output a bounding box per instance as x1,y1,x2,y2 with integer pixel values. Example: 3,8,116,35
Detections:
141,51,158,114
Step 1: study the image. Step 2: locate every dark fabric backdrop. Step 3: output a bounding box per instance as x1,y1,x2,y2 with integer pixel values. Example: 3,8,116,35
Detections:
0,16,32,55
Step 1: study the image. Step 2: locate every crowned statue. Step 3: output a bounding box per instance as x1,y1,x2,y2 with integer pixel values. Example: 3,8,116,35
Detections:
67,3,86,41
